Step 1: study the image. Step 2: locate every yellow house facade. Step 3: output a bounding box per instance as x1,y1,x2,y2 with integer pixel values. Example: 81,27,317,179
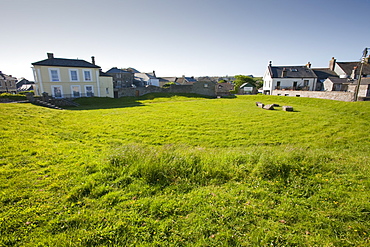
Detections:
32,53,113,98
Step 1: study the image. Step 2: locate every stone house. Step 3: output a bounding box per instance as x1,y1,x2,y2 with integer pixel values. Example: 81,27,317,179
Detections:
323,77,350,91
322,57,370,98
329,57,370,79
16,78,35,92
105,67,134,98
0,71,17,94
216,82,234,96
312,68,339,91
32,53,113,98
347,77,370,98
106,67,134,89
191,81,217,96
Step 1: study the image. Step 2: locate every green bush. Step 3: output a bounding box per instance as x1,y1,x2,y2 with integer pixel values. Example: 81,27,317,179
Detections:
0,93,26,101
17,90,34,95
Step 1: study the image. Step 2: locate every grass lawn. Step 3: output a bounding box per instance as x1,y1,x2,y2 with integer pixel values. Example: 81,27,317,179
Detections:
1,94,369,246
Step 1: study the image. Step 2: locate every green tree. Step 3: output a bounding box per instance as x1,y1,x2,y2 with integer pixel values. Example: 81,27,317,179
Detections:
233,75,256,93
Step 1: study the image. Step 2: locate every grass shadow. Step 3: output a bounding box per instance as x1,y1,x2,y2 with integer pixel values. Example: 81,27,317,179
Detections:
64,97,146,110
64,93,214,110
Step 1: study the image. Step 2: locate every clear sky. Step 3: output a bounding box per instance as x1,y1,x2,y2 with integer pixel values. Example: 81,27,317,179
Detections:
1,0,370,80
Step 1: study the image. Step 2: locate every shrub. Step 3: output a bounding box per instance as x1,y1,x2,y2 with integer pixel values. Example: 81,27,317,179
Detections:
0,93,26,101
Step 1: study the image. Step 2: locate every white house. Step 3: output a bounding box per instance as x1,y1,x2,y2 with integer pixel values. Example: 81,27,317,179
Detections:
329,57,370,79
134,72,159,87
263,61,317,95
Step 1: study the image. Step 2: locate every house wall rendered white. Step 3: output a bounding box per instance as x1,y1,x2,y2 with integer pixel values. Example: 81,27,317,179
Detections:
147,78,159,87
323,79,334,91
262,68,272,93
334,65,347,78
263,67,316,93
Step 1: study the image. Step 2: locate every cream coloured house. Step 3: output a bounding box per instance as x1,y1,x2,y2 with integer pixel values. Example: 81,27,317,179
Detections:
32,53,113,98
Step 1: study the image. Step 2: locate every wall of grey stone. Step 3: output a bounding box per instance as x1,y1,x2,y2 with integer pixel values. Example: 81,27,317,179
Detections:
115,83,217,98
191,81,217,96
271,90,355,102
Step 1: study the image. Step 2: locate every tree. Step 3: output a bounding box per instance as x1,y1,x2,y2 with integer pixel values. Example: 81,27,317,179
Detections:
233,75,256,93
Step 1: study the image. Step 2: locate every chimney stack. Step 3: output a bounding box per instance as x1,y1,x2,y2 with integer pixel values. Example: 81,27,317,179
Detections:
365,55,370,64
306,62,311,68
351,66,358,79
282,68,287,77
47,53,54,59
329,57,336,71
91,56,95,65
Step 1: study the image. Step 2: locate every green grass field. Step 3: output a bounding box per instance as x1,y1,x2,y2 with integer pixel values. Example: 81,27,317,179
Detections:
1,94,369,246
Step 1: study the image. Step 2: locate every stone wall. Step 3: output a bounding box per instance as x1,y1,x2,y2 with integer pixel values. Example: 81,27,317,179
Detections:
115,82,217,98
271,90,355,102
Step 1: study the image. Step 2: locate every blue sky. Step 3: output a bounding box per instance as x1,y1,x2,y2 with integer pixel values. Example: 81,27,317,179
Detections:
1,0,370,80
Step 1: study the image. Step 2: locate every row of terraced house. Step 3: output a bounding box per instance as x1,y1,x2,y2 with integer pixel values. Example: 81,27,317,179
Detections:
262,57,370,101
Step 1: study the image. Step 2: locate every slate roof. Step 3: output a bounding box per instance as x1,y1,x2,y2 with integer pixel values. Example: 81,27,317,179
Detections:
135,73,157,80
336,62,370,75
269,66,317,78
240,82,255,88
312,68,338,81
18,84,34,91
32,57,100,68
99,71,112,77
327,77,370,85
159,77,177,82
326,77,350,84
185,77,197,83
106,67,132,74
357,77,370,85
125,67,141,73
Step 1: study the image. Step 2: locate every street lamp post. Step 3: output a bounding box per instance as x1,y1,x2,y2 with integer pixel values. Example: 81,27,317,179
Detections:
354,48,369,101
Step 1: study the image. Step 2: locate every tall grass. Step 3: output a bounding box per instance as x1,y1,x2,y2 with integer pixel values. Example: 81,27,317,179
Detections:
1,94,369,246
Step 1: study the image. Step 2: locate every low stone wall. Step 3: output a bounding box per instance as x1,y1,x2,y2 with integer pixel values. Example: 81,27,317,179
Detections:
115,84,216,98
272,90,355,102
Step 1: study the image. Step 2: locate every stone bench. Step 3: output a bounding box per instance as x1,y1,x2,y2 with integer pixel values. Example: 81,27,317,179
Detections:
263,104,274,110
283,106,293,111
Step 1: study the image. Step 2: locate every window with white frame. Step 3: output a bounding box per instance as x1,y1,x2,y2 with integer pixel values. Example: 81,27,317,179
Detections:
85,85,94,97
71,85,81,97
49,68,60,82
69,69,79,82
83,70,92,81
52,85,63,98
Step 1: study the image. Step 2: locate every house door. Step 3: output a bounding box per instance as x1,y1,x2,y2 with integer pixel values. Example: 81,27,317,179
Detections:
367,85,370,97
